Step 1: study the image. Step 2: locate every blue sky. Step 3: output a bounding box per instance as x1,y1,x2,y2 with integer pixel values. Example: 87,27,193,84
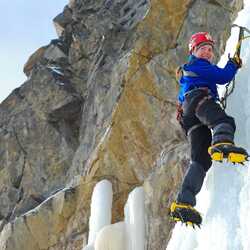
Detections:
0,1,68,103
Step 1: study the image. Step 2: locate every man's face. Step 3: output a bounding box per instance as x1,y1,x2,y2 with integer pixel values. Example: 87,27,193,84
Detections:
193,44,214,62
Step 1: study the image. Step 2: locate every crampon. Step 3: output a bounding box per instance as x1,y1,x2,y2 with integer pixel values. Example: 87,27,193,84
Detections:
208,142,249,165
169,202,202,229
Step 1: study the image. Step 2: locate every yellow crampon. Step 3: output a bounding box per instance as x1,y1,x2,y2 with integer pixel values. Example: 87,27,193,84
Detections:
227,152,247,163
169,202,202,228
208,143,249,164
208,142,231,162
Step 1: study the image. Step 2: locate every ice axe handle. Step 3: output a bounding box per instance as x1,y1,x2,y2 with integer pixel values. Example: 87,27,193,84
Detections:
235,27,245,58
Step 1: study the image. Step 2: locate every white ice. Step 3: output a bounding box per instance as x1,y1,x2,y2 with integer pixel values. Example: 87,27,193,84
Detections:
83,181,145,250
83,180,113,250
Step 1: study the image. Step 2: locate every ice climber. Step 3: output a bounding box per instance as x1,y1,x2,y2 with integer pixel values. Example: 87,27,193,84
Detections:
169,32,248,227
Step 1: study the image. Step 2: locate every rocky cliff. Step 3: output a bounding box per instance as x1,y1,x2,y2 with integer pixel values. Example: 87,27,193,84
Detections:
0,0,243,249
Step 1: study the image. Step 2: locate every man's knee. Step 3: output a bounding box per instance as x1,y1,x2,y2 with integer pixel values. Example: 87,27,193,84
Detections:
195,98,235,129
192,157,212,172
212,120,235,144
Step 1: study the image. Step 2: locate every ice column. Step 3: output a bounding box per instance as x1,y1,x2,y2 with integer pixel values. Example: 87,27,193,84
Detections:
83,180,113,249
125,187,145,250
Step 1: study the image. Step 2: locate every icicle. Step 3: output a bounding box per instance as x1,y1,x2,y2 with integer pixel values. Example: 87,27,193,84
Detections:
124,187,145,250
83,180,113,250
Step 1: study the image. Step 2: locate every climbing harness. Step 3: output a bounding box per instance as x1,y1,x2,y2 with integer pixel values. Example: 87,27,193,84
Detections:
220,24,250,109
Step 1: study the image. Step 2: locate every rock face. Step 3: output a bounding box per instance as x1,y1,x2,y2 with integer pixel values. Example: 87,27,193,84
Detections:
0,0,243,249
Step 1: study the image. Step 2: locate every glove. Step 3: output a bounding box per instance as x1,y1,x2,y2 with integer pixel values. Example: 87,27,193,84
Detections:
230,54,242,68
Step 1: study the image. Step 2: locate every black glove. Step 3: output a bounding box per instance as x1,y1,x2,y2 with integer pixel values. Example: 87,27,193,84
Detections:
230,54,242,68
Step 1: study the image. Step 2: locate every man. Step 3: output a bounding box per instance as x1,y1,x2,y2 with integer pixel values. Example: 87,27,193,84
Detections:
170,32,248,227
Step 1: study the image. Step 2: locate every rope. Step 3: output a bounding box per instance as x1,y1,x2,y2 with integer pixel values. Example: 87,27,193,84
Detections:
220,31,250,110
220,77,235,109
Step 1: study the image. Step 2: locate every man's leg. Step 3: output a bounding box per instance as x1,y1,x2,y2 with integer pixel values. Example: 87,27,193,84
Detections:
177,125,212,206
170,89,211,226
195,97,235,144
196,97,248,163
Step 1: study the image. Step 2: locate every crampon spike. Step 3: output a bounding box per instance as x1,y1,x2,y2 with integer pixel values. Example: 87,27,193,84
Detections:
169,202,202,229
209,143,249,165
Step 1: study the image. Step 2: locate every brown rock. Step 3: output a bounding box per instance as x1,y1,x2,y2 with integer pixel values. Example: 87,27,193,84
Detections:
0,0,244,249
23,46,48,77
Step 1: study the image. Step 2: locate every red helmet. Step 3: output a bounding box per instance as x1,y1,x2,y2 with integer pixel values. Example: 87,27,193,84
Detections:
189,32,215,53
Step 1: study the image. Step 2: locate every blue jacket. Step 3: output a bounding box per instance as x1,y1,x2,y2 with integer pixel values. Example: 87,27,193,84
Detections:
178,55,239,104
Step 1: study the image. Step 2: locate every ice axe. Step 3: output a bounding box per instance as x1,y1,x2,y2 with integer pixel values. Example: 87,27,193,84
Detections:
232,24,250,58
220,24,250,110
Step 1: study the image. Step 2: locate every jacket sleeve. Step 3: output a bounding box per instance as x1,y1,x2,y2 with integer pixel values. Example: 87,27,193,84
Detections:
190,60,238,84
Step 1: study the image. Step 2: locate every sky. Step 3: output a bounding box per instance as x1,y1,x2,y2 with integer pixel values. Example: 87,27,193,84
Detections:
0,1,69,103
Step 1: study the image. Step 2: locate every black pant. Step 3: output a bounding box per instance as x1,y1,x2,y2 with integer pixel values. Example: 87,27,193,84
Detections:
177,88,236,206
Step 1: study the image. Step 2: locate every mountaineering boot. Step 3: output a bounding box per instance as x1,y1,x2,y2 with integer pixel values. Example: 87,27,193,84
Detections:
169,202,202,228
208,142,249,164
